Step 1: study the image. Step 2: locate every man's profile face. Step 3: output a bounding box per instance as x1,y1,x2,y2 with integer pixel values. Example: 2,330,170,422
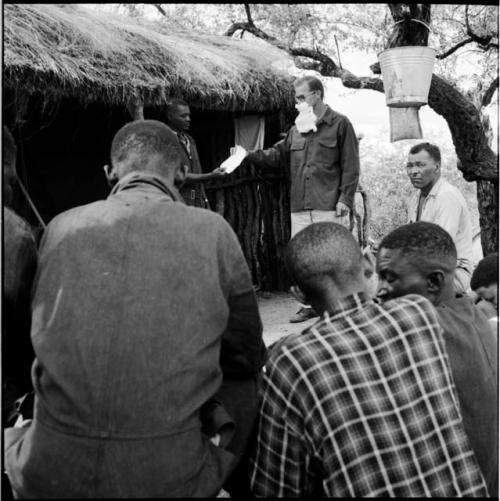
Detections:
294,82,320,109
168,104,191,132
475,283,498,310
406,149,440,192
376,247,429,302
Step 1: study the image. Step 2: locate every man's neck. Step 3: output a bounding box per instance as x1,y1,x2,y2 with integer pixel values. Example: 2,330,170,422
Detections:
431,282,455,306
312,281,368,316
313,101,328,118
420,176,440,198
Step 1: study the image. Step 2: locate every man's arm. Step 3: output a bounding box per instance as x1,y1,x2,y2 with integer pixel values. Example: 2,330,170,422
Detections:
183,171,226,185
336,118,360,211
249,357,318,497
243,132,291,171
217,221,266,377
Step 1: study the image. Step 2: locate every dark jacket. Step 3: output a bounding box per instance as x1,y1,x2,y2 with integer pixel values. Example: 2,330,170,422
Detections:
437,296,498,497
246,105,359,211
177,132,211,209
5,173,265,498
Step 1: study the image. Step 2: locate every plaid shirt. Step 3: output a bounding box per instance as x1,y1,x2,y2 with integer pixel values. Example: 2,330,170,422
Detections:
250,292,488,497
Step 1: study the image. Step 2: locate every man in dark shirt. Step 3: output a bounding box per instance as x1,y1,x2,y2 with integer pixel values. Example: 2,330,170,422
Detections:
165,98,224,209
376,221,498,497
243,75,360,322
4,120,266,498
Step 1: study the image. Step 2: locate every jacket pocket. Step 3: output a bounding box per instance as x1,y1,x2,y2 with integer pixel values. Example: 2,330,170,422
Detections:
316,138,338,166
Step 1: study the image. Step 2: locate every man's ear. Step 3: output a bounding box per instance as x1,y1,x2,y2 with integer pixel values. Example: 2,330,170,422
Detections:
362,247,376,280
290,285,309,306
427,270,445,293
104,164,119,188
174,163,189,186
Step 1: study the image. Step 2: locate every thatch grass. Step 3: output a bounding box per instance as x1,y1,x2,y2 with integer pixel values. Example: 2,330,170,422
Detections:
4,4,295,111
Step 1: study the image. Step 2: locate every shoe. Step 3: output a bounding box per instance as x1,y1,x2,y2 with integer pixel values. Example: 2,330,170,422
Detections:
289,307,317,323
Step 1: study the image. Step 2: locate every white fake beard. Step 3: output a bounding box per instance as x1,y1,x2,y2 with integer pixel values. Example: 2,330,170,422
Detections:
295,102,318,133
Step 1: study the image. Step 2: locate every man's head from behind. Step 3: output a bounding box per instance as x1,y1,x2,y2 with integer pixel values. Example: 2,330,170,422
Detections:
285,222,366,314
106,120,186,186
376,222,457,305
3,126,17,208
165,98,191,132
471,253,498,310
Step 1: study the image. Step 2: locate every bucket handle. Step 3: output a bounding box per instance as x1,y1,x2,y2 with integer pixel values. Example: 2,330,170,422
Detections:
391,18,435,34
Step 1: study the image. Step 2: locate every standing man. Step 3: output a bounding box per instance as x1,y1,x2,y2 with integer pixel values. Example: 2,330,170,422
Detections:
406,142,473,294
165,98,224,209
4,120,266,498
250,222,488,497
243,75,360,322
376,222,498,497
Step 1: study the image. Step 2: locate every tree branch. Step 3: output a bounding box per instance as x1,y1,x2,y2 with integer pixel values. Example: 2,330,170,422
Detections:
153,4,166,17
436,37,474,59
465,4,497,49
481,77,499,108
244,3,253,25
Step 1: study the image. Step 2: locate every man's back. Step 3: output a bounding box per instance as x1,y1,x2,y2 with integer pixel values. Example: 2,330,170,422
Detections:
250,293,487,497
6,179,260,497
436,296,498,496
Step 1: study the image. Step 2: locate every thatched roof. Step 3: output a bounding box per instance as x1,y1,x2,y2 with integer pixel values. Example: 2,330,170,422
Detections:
4,4,295,112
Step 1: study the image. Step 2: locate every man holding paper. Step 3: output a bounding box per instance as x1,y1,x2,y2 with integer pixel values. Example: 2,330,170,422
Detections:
221,75,360,323
166,98,225,209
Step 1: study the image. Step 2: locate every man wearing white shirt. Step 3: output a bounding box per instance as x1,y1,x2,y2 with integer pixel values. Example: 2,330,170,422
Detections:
406,142,473,294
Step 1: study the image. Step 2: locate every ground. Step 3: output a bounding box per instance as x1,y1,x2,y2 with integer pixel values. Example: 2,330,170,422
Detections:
257,291,317,346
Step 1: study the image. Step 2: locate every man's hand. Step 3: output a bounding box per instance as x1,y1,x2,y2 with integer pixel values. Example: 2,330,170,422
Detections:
336,201,350,217
211,167,228,177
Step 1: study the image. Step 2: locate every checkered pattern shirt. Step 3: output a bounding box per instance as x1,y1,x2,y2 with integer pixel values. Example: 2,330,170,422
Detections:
249,292,488,497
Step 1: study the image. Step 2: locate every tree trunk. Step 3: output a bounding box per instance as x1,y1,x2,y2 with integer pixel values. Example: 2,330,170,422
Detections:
477,180,498,255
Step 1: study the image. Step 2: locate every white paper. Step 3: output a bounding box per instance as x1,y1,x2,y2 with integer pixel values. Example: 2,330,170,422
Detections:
220,145,247,174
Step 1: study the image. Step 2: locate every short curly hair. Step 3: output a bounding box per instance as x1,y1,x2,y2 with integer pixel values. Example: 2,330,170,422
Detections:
379,222,457,273
471,253,498,290
286,222,362,297
110,119,182,176
408,142,441,164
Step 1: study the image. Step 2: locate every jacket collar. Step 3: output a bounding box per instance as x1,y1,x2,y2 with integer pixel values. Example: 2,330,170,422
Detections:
110,171,184,203
425,176,445,198
316,105,336,126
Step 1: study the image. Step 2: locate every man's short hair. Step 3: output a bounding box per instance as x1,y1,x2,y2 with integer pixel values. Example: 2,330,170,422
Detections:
294,75,324,99
408,142,441,164
286,222,362,296
166,98,189,116
3,126,17,177
110,120,182,175
471,253,498,290
380,222,457,273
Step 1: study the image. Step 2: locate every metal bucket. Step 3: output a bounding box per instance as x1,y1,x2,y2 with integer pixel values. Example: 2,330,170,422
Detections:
378,46,436,108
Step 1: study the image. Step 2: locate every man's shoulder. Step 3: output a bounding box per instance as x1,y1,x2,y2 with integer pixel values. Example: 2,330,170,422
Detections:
437,295,491,330
4,207,35,240
323,105,352,125
434,179,467,203
265,294,440,377
47,199,110,228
